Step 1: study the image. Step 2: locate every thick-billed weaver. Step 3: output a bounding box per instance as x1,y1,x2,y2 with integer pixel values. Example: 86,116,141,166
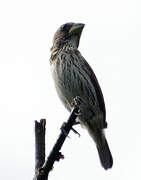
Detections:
50,22,113,170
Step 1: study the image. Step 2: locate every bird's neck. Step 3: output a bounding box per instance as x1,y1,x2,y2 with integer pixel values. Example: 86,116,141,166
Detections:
51,36,79,53
51,41,78,55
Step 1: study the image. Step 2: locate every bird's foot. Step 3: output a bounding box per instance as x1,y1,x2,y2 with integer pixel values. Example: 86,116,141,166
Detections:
61,122,80,137
71,97,82,116
73,121,80,126
71,127,81,137
74,109,81,116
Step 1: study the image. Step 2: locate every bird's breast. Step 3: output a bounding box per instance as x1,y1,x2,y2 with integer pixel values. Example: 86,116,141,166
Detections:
50,57,74,111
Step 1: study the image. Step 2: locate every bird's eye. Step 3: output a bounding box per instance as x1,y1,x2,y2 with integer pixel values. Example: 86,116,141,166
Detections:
61,24,67,31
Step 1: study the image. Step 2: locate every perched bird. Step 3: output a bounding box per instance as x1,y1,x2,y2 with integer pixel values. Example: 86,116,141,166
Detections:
50,22,113,170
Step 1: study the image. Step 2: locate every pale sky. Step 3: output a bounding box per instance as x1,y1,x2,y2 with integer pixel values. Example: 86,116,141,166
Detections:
0,0,141,179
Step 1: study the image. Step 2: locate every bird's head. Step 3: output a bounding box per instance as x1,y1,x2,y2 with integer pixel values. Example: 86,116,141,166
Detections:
51,22,85,51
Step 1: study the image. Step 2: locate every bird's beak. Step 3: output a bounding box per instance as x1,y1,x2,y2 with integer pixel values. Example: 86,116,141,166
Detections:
69,23,85,35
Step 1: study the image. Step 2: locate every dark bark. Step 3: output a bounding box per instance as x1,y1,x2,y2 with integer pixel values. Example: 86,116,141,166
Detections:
34,119,46,180
34,106,79,180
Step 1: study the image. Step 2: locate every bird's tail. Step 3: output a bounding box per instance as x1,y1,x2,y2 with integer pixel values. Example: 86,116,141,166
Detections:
89,128,113,170
96,136,113,170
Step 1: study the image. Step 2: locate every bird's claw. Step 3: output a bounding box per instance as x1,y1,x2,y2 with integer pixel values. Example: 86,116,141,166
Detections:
71,127,81,137
61,122,80,137
74,109,81,116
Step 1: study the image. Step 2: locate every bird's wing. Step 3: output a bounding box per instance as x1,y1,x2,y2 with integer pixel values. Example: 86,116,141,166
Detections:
84,60,105,115
74,50,107,126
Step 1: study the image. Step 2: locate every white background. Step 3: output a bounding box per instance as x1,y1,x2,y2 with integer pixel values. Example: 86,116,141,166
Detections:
0,0,141,179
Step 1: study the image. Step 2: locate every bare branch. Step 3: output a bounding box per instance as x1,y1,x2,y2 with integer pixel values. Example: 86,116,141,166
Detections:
35,105,79,180
34,119,46,179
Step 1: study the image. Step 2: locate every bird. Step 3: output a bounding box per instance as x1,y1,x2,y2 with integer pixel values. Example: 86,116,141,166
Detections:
50,22,113,170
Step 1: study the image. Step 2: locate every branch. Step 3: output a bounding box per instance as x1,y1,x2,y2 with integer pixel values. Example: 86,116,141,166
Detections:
34,119,46,180
35,105,79,180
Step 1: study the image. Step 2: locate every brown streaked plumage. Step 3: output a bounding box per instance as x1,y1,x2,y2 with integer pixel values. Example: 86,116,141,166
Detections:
50,22,113,170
